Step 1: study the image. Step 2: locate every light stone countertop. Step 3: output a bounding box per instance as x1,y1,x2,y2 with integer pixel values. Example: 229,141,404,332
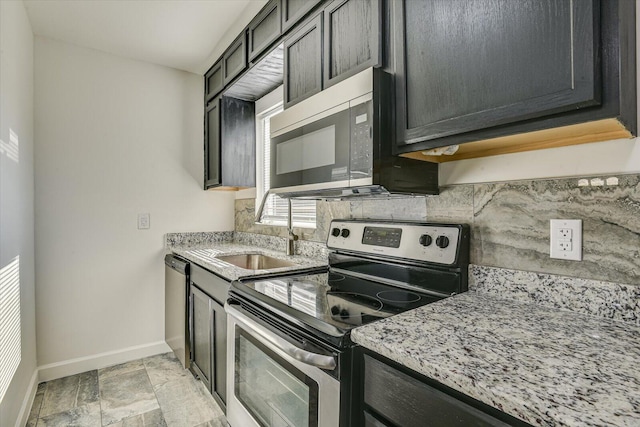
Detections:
351,291,640,427
172,243,327,282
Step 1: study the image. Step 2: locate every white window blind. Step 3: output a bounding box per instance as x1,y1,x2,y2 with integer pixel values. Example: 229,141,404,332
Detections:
258,106,316,227
0,256,21,403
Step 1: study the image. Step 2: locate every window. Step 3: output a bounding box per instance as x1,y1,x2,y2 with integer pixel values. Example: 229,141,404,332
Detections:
0,256,21,402
255,88,316,228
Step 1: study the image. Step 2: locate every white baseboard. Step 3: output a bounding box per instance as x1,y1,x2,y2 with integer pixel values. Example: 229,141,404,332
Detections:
15,369,39,427
38,340,171,382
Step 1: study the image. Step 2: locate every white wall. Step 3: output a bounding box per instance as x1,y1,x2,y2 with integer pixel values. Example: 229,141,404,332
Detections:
0,1,37,426
440,137,640,185
34,38,235,376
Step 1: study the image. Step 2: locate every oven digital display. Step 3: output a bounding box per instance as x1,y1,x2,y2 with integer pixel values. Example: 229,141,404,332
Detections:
362,227,402,248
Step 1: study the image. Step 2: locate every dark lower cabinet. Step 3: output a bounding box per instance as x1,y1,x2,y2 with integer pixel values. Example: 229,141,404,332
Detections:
189,265,228,409
393,0,636,155
204,96,256,190
354,348,532,427
323,0,381,88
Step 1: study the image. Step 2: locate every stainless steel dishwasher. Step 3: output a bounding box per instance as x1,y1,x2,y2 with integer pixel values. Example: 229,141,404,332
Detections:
164,254,190,369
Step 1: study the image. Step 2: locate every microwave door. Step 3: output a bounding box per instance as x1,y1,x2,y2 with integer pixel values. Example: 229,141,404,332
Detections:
270,108,351,193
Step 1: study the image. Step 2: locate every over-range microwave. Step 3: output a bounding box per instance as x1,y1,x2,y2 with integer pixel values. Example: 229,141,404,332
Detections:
268,68,439,199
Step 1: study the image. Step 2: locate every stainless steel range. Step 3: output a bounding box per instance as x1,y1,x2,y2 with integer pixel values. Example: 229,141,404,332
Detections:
225,219,470,427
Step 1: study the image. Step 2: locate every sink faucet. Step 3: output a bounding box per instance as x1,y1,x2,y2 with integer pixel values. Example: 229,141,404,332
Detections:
255,190,298,256
286,198,299,256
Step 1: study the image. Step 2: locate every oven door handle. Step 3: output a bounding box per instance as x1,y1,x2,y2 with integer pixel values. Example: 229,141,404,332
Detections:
225,302,337,371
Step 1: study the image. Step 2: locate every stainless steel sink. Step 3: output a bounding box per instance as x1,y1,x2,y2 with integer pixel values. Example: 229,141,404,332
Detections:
216,253,295,270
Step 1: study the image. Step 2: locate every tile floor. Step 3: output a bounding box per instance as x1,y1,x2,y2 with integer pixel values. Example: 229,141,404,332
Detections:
26,352,227,427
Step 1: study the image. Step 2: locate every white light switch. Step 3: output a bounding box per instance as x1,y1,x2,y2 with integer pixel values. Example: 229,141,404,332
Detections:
550,219,582,261
138,213,150,230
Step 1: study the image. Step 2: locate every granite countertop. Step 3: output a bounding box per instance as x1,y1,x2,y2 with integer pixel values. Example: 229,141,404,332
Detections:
172,243,327,281
351,291,640,427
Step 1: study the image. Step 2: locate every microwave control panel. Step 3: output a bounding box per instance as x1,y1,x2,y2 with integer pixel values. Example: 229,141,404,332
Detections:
349,99,373,179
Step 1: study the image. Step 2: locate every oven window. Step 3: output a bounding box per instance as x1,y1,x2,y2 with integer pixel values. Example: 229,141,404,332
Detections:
235,327,319,427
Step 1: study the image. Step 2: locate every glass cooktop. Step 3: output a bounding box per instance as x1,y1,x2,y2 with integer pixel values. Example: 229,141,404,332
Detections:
231,270,441,343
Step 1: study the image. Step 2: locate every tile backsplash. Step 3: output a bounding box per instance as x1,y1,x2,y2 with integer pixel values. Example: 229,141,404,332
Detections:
235,173,640,286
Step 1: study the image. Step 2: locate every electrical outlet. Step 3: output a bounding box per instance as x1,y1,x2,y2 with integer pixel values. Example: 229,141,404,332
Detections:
559,228,572,239
558,240,572,251
138,213,150,230
550,219,582,261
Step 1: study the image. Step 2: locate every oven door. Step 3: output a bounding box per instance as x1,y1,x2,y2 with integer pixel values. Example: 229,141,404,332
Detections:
226,302,340,427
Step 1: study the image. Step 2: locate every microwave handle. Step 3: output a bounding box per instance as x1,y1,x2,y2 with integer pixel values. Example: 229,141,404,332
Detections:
225,302,337,371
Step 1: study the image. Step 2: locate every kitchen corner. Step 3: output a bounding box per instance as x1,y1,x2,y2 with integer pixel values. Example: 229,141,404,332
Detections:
7,0,640,426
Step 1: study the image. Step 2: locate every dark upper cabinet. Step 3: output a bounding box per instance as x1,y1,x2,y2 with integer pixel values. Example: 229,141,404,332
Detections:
204,97,221,189
282,0,322,32
223,33,248,86
220,97,256,188
283,13,323,108
323,0,381,88
204,96,256,190
204,60,223,102
394,0,604,150
248,0,282,62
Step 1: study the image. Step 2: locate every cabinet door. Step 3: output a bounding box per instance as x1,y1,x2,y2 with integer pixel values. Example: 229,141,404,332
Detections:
204,59,223,102
204,97,221,189
190,286,212,391
248,0,282,62
364,411,391,427
363,354,512,427
394,0,601,148
210,298,227,405
223,33,248,86
283,13,323,108
323,0,381,88
282,0,322,32
221,97,256,188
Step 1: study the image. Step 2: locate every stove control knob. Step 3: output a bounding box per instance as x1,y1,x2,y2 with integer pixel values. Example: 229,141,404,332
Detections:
436,235,450,249
330,306,340,315
419,234,433,247
331,228,341,237
340,309,349,319
341,228,350,238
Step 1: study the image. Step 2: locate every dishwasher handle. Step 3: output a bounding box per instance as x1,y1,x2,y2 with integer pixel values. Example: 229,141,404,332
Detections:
165,254,189,275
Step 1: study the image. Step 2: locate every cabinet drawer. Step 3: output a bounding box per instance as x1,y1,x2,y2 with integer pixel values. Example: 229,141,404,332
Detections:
190,264,229,304
363,354,511,427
